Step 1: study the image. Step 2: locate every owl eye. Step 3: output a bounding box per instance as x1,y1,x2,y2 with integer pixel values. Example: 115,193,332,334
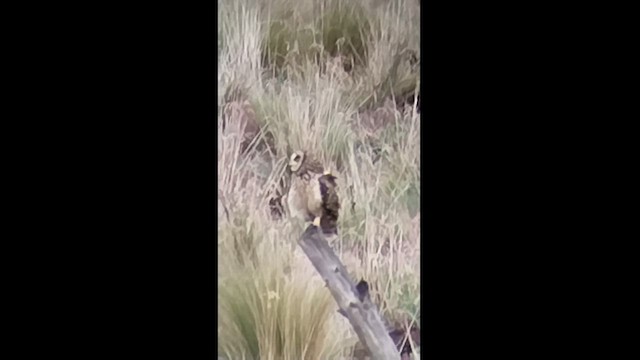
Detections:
293,155,301,161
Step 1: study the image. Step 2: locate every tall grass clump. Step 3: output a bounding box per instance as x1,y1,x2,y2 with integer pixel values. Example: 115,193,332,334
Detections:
218,222,356,359
261,0,372,78
219,0,421,358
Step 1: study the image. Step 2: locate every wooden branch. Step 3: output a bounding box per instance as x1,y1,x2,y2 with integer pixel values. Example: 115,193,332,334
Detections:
298,226,400,360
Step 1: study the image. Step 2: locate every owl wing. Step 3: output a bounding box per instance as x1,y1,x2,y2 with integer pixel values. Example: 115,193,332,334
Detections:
317,173,340,235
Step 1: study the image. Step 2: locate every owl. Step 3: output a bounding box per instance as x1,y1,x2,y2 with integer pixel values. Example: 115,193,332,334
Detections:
286,150,340,235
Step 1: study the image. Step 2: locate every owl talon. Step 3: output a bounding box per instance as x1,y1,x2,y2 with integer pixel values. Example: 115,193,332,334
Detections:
312,217,321,227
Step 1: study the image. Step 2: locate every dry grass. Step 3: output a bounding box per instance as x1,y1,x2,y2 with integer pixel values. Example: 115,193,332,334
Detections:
218,0,420,358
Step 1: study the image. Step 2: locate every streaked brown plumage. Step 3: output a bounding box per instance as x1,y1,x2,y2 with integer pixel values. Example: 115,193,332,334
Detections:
318,173,340,235
286,150,340,235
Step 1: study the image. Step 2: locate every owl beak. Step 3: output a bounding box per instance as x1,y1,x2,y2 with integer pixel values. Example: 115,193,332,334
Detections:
323,169,332,176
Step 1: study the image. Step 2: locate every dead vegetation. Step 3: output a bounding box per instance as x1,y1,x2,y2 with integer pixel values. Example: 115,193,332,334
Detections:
218,0,420,358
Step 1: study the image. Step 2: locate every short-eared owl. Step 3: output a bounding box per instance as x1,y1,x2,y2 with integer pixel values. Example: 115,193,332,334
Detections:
286,150,340,235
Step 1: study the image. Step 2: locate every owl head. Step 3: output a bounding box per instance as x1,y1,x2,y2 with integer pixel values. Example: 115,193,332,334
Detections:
288,150,324,176
288,150,305,173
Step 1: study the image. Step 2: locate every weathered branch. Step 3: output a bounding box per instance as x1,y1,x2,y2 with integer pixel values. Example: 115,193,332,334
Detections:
298,226,400,360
